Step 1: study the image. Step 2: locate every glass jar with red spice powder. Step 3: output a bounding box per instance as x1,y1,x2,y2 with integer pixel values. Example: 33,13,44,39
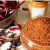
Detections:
20,16,50,50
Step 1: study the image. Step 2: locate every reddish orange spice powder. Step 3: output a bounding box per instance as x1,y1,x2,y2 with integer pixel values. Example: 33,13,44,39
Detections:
24,17,50,46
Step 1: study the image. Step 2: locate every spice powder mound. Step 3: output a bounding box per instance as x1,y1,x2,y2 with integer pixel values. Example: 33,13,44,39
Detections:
24,17,50,46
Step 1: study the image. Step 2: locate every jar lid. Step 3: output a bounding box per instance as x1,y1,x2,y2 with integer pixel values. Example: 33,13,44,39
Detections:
29,1,48,8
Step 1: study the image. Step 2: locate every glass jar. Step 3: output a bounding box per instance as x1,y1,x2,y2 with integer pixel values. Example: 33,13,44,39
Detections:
28,1,48,19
